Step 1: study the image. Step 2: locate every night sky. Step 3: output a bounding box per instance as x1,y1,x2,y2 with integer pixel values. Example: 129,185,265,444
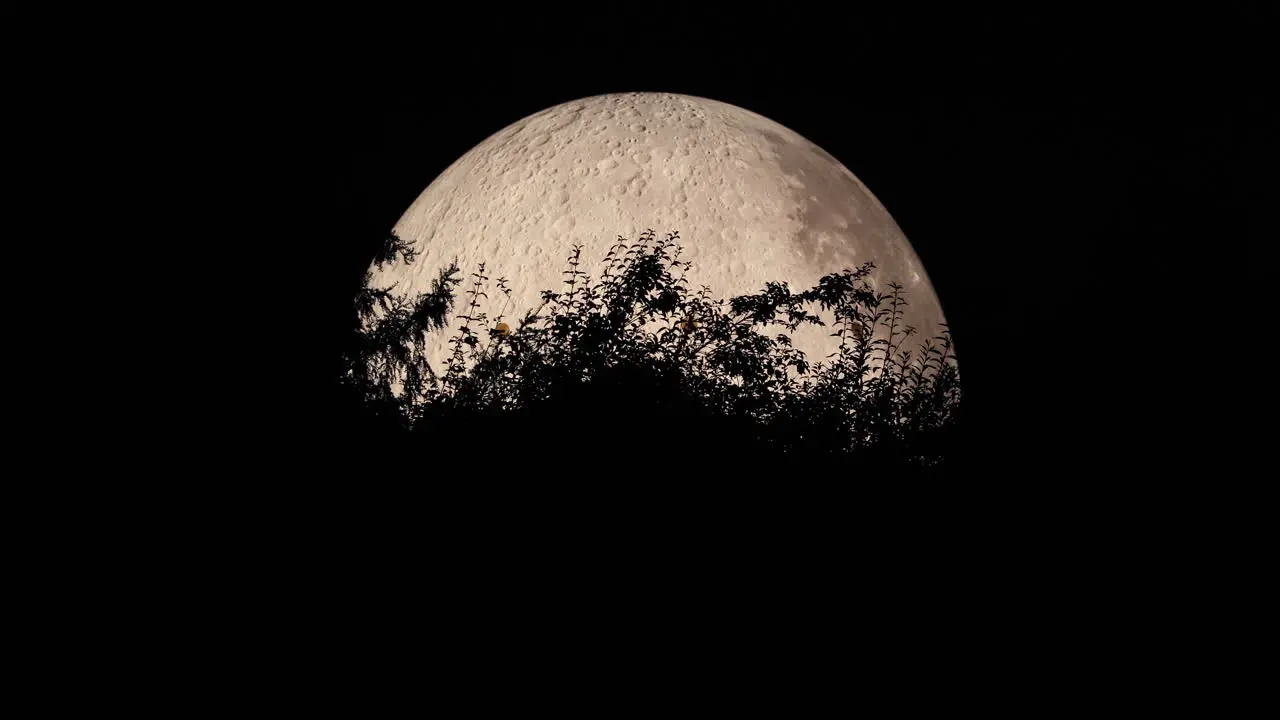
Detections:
282,11,1254,471
1,8,1251,679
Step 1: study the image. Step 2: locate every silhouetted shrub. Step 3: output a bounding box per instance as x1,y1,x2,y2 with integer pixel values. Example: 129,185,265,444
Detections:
340,230,960,469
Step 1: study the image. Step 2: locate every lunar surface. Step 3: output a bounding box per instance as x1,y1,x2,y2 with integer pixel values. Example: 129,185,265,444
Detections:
367,92,949,376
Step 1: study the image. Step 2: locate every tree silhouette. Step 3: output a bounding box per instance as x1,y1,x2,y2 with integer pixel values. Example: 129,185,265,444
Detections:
340,230,960,470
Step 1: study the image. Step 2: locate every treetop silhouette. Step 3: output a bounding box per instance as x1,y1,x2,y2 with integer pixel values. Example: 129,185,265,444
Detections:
342,230,960,467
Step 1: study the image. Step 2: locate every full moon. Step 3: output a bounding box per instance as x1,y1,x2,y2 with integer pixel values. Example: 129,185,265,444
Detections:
368,92,949,375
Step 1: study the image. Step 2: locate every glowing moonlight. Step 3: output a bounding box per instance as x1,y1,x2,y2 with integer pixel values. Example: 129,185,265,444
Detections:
368,92,950,374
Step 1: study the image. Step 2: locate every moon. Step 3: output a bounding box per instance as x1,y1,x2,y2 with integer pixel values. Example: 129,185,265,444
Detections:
368,92,950,376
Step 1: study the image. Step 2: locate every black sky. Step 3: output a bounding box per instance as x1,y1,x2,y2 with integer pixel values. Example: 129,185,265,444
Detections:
283,10,1255,470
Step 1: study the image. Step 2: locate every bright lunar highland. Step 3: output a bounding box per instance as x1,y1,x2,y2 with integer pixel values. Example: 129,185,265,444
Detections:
367,92,950,375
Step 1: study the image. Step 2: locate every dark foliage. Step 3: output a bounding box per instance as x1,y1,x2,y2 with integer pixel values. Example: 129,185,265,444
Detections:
340,230,961,470
370,232,418,269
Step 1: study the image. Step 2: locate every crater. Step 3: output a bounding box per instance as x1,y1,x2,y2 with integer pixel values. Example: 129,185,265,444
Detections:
552,215,576,234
